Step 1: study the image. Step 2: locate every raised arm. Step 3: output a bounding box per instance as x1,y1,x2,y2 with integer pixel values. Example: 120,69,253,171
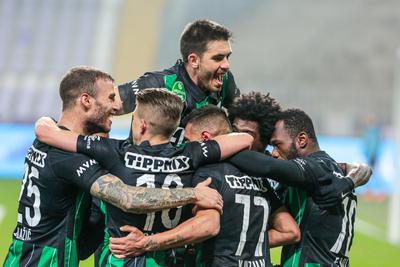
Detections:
109,208,220,258
213,132,254,160
90,175,223,214
35,117,78,152
228,150,312,190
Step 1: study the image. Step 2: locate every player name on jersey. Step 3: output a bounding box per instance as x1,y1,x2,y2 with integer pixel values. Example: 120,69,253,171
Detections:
225,175,269,192
124,152,190,172
238,258,266,267
26,146,47,168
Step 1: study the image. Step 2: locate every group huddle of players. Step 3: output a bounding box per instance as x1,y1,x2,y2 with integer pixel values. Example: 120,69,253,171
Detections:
4,19,371,267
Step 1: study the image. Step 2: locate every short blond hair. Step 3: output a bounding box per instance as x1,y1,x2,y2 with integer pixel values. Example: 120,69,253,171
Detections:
136,88,184,138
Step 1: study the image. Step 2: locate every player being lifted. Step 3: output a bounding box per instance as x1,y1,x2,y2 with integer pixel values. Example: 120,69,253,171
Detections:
32,89,254,267
3,67,226,267
117,19,239,145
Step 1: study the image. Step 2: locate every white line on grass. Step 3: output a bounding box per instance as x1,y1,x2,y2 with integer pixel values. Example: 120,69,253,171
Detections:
0,204,5,224
355,218,386,241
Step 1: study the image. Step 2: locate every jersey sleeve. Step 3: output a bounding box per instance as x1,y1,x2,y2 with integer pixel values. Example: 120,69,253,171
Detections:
228,150,315,191
222,71,240,108
290,156,336,193
76,135,121,170
185,140,221,169
118,73,165,114
51,151,108,192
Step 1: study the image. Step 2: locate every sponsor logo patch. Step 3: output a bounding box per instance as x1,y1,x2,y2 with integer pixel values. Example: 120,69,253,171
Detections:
76,159,98,177
26,146,47,168
124,152,190,172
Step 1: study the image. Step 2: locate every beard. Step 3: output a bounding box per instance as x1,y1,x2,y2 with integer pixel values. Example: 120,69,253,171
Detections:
197,68,214,92
286,142,299,160
84,106,111,135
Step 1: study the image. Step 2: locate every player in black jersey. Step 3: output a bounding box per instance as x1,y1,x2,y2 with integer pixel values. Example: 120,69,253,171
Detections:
228,92,370,206
33,89,254,267
230,97,371,266
117,19,240,145
269,109,357,267
3,68,225,267
107,106,302,267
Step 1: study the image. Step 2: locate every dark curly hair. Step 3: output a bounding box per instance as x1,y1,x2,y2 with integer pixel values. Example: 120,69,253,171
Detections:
277,108,318,143
228,92,281,147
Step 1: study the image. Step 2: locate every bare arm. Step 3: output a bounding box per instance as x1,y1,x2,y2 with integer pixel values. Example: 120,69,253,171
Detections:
90,174,223,214
213,132,253,160
109,209,220,257
268,206,300,248
35,117,78,152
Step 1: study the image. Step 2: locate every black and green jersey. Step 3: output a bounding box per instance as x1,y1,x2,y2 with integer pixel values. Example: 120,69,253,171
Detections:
191,162,283,267
3,139,107,267
281,151,357,267
118,59,240,145
75,135,222,267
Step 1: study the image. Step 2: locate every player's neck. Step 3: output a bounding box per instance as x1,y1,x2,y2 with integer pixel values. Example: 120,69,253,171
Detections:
138,134,170,146
299,144,320,157
58,111,87,135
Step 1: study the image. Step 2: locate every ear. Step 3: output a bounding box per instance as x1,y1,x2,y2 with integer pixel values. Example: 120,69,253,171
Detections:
200,131,213,141
296,132,308,149
187,53,200,69
140,119,147,135
79,93,92,110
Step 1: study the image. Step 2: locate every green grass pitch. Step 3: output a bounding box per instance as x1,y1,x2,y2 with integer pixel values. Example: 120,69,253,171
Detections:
0,179,399,266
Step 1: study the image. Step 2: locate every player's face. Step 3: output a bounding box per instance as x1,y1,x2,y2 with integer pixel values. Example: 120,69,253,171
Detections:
85,79,120,134
270,120,298,160
196,40,232,93
232,118,265,152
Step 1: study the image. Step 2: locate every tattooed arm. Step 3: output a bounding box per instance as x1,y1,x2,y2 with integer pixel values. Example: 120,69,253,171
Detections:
90,174,223,214
109,209,220,257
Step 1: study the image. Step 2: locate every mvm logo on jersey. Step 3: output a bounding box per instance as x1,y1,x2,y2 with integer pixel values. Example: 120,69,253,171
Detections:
26,146,47,168
124,152,190,172
200,142,208,157
76,159,98,177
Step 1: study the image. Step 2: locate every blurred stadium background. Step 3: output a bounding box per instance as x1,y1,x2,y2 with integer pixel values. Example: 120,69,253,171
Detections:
1,0,400,266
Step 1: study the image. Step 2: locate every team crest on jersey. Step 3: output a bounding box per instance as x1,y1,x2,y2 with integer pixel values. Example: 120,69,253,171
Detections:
171,81,187,102
26,146,47,168
124,152,190,172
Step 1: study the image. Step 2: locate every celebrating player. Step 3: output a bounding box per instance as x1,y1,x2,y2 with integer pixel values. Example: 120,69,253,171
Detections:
3,67,226,267
117,19,239,145
108,106,301,267
32,89,253,266
270,109,357,267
